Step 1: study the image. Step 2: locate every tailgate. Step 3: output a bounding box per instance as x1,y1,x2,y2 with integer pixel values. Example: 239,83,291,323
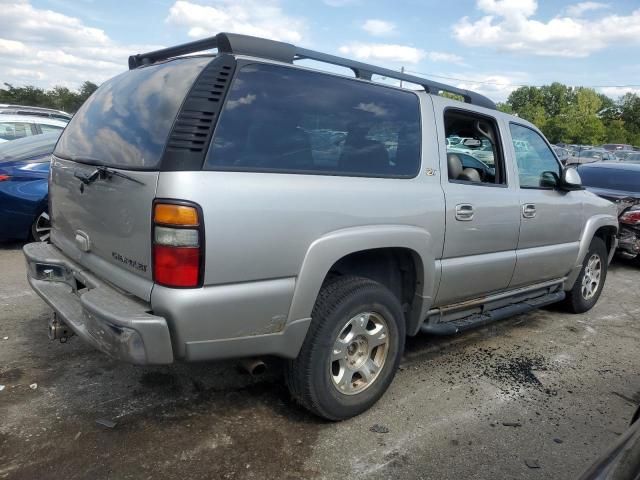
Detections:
50,156,158,300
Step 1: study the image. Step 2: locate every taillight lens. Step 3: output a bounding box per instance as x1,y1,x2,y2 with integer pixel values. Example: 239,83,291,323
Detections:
0,174,10,181
153,202,203,288
620,208,640,225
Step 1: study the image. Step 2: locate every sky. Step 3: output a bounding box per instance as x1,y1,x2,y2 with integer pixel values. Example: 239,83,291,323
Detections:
0,0,639,102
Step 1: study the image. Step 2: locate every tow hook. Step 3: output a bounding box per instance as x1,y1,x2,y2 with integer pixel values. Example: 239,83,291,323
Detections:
48,314,75,343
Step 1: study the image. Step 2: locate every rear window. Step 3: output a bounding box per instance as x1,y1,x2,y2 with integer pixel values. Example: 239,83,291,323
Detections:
578,166,640,193
0,131,60,162
205,63,421,178
54,57,211,170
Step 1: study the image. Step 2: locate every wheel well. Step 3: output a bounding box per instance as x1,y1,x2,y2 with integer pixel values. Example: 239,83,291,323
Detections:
594,226,617,254
325,248,422,325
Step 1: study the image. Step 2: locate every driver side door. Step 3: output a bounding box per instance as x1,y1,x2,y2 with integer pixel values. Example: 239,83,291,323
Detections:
508,122,583,288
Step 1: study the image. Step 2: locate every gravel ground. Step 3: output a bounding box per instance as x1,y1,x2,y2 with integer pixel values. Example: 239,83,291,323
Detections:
1,242,639,480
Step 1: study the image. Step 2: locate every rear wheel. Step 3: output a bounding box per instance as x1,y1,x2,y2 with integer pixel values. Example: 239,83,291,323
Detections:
563,237,608,313
30,211,51,242
285,275,405,421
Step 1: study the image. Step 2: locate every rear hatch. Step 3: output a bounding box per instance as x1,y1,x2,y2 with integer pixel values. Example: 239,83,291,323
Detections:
50,56,212,301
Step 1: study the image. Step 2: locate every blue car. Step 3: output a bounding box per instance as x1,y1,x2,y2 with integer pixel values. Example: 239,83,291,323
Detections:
0,132,60,242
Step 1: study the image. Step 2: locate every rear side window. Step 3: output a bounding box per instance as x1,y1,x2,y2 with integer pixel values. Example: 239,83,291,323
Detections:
0,122,34,141
54,57,211,170
205,63,421,177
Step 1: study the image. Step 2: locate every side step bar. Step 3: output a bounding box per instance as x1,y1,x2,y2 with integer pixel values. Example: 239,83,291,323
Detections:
420,291,565,336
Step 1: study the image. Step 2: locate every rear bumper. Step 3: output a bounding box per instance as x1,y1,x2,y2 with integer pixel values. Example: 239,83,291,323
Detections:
23,242,173,364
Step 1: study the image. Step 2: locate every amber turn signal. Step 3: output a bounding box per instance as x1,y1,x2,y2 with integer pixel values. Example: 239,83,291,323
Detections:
154,203,199,226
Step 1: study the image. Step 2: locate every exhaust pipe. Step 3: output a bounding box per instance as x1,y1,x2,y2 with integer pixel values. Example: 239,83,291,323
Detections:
48,315,75,342
239,358,267,376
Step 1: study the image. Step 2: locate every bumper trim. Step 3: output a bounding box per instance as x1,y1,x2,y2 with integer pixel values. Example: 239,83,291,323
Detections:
24,242,173,364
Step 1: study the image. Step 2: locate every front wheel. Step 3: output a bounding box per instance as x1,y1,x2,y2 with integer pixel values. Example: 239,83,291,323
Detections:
563,237,608,313
285,276,405,421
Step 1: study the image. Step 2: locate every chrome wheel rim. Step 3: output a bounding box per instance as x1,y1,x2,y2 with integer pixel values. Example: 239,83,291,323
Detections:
581,253,602,300
33,211,51,242
330,312,389,396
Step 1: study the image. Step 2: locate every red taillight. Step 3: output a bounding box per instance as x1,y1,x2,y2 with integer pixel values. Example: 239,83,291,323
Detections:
620,209,640,225
152,202,203,288
153,245,200,287
0,174,10,182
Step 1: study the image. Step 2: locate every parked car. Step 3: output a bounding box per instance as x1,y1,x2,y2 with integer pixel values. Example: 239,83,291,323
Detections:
23,32,618,420
601,143,634,152
0,132,60,242
568,148,616,165
619,152,640,162
0,104,72,121
553,146,571,164
578,161,640,260
579,403,640,479
0,114,67,143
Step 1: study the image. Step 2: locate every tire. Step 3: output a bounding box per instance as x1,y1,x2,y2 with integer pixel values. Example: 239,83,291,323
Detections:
563,236,608,313
30,210,51,242
285,275,405,421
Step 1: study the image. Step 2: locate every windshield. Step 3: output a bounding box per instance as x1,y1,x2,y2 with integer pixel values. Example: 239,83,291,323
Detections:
578,166,640,193
0,131,60,162
54,56,211,170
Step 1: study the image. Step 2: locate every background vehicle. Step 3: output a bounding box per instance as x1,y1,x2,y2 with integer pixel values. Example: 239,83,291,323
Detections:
0,132,60,242
0,114,67,143
568,148,617,164
601,143,634,152
578,162,640,260
553,145,571,164
24,33,618,421
619,152,640,162
0,104,72,121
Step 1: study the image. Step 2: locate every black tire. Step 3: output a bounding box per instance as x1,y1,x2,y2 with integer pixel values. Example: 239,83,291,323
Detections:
285,275,405,421
563,236,608,313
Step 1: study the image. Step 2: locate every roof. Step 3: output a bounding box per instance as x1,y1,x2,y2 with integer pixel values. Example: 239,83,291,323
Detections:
577,161,640,171
0,114,68,127
129,32,496,110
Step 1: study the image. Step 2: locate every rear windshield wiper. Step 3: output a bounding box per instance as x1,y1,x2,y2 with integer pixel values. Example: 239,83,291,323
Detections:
74,165,145,186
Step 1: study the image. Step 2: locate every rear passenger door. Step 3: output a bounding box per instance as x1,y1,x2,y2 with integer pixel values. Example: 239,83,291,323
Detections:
507,123,582,288
433,101,521,306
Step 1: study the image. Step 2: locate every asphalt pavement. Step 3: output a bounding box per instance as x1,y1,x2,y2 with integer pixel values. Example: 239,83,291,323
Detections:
1,242,639,479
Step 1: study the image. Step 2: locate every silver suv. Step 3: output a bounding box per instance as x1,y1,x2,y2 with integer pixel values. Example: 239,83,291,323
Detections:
24,33,618,420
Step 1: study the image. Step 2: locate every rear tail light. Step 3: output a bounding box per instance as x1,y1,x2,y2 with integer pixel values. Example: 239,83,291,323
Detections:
153,202,204,288
0,174,10,181
620,208,640,225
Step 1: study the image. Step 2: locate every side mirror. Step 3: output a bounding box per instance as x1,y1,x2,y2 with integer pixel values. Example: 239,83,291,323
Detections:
540,171,559,188
560,167,582,190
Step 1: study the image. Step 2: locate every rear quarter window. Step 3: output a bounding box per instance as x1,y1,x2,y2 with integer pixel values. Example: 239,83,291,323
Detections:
205,63,421,178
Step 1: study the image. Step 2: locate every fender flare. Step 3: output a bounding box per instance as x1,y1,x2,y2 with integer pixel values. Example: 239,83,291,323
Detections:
287,225,436,333
565,214,618,289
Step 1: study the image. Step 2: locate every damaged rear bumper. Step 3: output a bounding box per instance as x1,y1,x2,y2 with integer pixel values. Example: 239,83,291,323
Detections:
23,242,173,364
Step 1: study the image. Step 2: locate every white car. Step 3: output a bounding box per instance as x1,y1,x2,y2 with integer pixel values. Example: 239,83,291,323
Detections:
0,114,67,143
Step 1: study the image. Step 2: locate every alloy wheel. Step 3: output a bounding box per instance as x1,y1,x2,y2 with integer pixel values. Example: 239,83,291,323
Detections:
330,311,389,395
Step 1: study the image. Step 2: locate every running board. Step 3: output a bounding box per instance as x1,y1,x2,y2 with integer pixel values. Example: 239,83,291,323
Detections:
420,291,565,336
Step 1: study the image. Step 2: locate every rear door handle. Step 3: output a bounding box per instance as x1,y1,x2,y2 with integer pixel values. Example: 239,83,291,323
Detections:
455,203,474,221
522,203,536,218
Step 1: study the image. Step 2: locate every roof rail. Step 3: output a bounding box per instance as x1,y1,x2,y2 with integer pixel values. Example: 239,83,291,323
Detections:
129,32,496,110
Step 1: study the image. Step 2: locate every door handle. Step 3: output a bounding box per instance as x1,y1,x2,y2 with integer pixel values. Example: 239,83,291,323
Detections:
522,203,537,218
455,203,474,221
